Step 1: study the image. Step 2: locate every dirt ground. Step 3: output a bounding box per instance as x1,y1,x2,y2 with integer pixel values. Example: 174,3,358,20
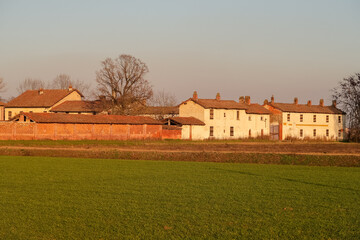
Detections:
1,141,359,156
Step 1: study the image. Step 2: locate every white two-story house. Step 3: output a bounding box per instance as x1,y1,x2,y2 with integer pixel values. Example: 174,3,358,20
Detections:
178,92,271,140
264,96,346,140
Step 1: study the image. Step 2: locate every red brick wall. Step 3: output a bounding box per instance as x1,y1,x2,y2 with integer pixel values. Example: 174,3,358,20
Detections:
162,126,182,140
0,122,181,140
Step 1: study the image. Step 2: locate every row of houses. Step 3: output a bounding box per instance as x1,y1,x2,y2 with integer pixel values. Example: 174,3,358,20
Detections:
0,87,346,141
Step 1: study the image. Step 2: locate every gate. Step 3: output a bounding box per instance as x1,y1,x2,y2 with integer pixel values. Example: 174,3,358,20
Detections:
270,124,279,140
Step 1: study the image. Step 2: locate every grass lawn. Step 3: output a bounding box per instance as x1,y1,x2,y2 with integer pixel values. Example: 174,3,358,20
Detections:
0,156,359,239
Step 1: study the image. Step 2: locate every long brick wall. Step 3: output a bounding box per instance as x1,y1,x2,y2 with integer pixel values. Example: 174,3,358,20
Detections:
0,122,180,140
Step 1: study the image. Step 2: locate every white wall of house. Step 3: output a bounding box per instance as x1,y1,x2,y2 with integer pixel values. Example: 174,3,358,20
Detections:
247,114,270,138
281,112,345,140
181,125,207,140
179,101,205,122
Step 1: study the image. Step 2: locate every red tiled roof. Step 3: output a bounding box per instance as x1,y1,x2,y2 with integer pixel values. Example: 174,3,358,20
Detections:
18,112,162,125
184,98,249,110
6,89,83,108
165,117,205,126
142,106,179,115
269,103,345,114
246,104,271,114
0,101,6,106
50,101,102,113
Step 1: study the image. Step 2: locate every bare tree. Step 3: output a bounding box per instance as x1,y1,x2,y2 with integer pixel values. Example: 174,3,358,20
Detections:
17,78,46,94
51,74,91,98
95,54,153,115
333,73,360,142
0,77,5,92
149,90,177,107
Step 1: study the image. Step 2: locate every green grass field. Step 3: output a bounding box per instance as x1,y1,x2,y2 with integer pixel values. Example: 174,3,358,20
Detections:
0,156,359,239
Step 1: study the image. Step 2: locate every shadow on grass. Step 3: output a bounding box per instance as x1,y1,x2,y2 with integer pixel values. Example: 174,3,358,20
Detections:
212,167,360,193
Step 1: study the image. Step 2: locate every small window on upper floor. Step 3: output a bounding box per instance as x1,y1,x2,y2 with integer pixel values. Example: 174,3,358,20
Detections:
338,116,341,124
230,126,234,136
313,115,317,123
210,109,214,120
260,116,263,121
8,111,12,119
287,114,290,122
224,112,226,118
300,114,303,122
326,115,329,123
248,116,252,121
236,111,240,120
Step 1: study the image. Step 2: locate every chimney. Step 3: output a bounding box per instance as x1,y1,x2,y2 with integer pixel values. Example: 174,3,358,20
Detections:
294,97,298,105
38,88,43,95
332,100,337,107
193,91,198,101
319,99,324,107
307,100,312,106
239,96,245,104
216,93,221,101
271,95,274,104
245,96,251,105
68,85,73,91
263,99,269,105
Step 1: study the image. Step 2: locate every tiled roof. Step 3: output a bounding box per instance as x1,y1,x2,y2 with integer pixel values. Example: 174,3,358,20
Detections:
142,106,179,115
6,89,83,108
184,98,249,110
50,101,103,113
19,112,162,125
164,117,205,126
246,104,271,114
0,101,6,106
270,103,345,114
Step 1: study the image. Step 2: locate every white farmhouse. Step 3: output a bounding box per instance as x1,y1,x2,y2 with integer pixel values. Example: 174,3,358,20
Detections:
178,92,271,140
263,96,346,140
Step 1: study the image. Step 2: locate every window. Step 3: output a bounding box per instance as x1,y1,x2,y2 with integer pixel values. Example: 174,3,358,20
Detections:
326,129,329,137
260,116,263,121
326,115,329,123
287,114,290,122
224,112,226,117
300,129,303,137
8,111,12,119
248,116,252,121
249,129,251,137
338,130,341,138
261,129,264,137
237,111,240,120
230,127,234,136
210,109,214,120
300,114,303,122
313,129,316,137
313,115,316,123
210,126,214,137
338,116,341,124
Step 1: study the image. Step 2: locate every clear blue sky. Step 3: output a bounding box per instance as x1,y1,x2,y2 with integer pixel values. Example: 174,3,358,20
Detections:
1,0,359,104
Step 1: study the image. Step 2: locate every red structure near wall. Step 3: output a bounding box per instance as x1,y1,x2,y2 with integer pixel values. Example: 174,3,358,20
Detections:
0,113,180,140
